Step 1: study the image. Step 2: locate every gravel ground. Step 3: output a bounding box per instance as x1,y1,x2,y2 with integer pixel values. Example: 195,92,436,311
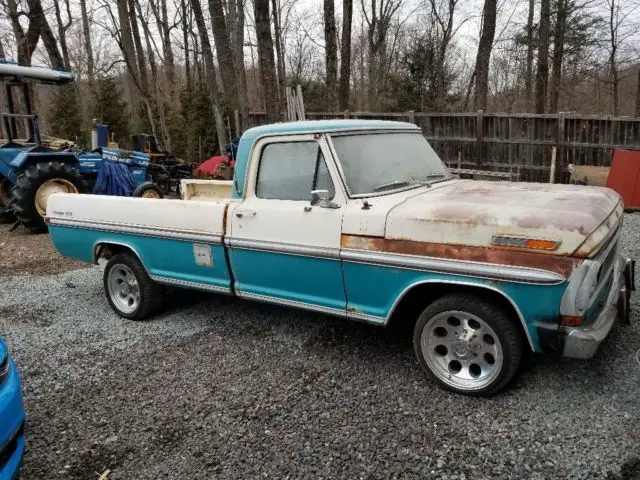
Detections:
1,217,639,479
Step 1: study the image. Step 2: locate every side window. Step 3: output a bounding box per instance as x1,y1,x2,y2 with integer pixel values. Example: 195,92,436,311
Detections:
256,141,335,201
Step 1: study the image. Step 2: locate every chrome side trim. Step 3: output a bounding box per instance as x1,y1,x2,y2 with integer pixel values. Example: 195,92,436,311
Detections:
384,279,535,351
229,237,340,259
150,275,232,294
49,217,223,244
238,291,347,318
347,310,386,325
341,248,565,285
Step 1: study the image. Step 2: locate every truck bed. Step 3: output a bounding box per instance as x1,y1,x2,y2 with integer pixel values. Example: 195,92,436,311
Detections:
47,193,233,293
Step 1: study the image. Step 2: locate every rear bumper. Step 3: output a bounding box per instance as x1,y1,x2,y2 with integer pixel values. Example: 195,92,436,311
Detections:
0,360,25,480
561,256,634,359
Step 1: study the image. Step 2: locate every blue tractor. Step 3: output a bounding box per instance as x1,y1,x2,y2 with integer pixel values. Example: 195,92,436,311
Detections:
0,62,161,233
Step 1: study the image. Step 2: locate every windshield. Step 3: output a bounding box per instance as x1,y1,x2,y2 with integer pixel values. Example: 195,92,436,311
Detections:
330,132,451,195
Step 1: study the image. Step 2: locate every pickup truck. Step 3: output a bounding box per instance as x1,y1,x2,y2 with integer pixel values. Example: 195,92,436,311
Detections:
46,120,634,396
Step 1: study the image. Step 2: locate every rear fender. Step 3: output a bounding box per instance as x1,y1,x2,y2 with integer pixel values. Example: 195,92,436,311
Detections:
12,151,79,170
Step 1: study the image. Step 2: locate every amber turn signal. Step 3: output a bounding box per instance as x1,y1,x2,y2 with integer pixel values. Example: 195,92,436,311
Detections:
524,239,560,250
560,315,584,327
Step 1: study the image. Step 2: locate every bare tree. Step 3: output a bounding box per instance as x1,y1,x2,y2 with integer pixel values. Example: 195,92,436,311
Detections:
361,0,404,110
149,0,176,85
535,0,551,113
472,0,497,111
0,37,5,59
324,0,338,110
191,0,228,150
271,0,287,114
128,0,149,95
52,0,72,70
5,0,40,65
339,0,353,110
209,0,240,111
429,0,461,109
254,0,280,122
79,0,95,85
525,0,535,103
549,0,568,112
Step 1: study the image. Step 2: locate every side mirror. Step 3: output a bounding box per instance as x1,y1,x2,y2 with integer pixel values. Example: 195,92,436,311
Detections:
310,189,340,209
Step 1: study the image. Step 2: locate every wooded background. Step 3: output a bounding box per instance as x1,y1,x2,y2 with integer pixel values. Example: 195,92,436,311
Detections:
0,0,639,177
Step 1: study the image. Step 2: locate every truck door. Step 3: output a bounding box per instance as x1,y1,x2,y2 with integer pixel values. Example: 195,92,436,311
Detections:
227,134,346,315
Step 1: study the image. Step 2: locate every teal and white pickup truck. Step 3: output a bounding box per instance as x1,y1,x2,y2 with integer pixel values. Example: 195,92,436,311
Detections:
47,120,634,396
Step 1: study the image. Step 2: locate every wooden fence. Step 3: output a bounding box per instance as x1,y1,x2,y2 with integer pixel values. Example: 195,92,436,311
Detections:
246,111,640,183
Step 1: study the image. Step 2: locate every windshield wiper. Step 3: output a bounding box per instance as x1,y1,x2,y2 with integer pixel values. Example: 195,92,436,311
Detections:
372,180,414,192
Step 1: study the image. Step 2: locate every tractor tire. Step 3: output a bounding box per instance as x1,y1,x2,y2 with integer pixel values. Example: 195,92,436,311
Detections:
10,162,89,234
133,181,164,199
0,177,11,208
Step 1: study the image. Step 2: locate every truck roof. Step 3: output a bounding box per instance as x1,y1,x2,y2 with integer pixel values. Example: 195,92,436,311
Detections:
241,119,419,142
0,61,75,85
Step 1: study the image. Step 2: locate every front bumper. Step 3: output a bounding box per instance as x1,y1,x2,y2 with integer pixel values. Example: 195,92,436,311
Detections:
561,256,634,359
0,360,25,480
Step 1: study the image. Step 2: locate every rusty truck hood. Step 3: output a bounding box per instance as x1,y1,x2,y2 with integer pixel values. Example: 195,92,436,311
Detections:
383,180,622,256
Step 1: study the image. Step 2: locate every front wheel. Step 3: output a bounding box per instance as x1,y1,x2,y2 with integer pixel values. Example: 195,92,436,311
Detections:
413,294,524,396
103,253,164,320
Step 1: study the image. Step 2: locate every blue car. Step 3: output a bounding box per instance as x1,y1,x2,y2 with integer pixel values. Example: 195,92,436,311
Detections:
0,339,24,479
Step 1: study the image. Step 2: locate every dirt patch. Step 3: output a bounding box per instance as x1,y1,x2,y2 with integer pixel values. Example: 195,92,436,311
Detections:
0,305,56,327
0,223,87,277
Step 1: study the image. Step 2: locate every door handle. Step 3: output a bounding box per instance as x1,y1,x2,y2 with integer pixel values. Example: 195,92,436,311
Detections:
235,209,256,218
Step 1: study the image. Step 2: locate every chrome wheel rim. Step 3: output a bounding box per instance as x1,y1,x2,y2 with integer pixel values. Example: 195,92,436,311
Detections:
421,310,503,391
107,264,140,314
35,178,78,217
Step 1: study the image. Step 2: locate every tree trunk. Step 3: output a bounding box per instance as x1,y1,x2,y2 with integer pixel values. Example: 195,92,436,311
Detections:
116,0,139,102
338,0,353,110
181,0,191,89
472,0,497,111
227,0,248,130
549,0,567,112
128,0,149,95
525,0,534,103
271,0,287,115
324,0,338,110
6,0,38,66
535,0,551,113
52,0,72,70
209,0,240,109
0,38,5,59
79,0,95,86
609,0,619,116
192,0,228,151
254,0,279,123
160,0,175,84
33,0,65,70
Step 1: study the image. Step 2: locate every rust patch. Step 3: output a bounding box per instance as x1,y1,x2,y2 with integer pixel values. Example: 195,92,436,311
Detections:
222,204,229,236
341,235,580,277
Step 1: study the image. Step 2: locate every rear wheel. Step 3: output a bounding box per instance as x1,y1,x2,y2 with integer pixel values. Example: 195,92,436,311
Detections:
0,178,15,224
103,253,164,320
413,294,524,396
10,162,89,233
133,181,163,199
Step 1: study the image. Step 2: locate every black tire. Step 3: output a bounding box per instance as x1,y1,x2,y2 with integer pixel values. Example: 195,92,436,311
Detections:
413,293,524,396
133,181,164,199
0,177,11,207
103,253,164,320
9,162,89,233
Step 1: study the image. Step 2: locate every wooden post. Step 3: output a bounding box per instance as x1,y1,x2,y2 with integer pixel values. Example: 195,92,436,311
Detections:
344,110,350,119
457,151,462,170
556,112,566,184
407,110,415,124
549,146,557,184
476,110,484,166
